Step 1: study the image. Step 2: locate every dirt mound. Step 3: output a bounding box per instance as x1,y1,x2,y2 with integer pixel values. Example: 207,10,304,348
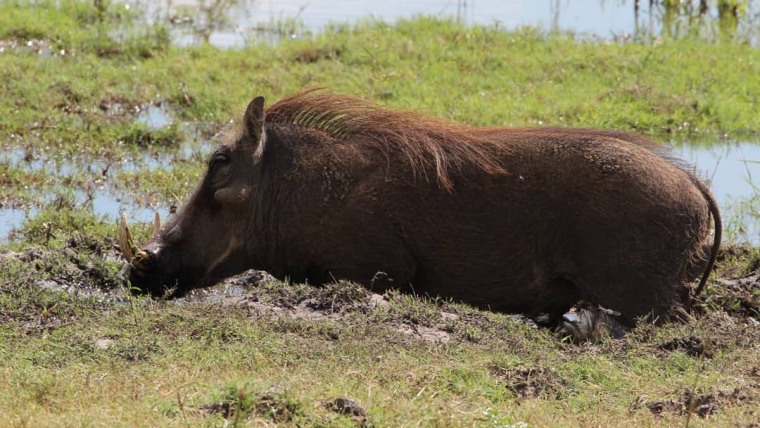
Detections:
635,387,756,418
7,239,760,350
711,273,760,319
488,366,569,400
659,336,716,358
323,397,371,427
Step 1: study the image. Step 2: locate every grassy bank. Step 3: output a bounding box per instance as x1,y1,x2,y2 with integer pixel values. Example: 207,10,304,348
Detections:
1,1,759,426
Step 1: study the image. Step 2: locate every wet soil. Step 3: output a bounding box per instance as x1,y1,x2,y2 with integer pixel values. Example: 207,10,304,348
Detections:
199,387,371,427
488,366,569,400
632,386,758,418
6,237,759,345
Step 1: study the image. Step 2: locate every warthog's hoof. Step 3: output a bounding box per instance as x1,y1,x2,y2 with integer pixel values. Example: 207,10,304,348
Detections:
560,302,629,342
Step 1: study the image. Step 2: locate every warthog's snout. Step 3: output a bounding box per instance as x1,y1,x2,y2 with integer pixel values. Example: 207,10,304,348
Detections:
119,213,189,297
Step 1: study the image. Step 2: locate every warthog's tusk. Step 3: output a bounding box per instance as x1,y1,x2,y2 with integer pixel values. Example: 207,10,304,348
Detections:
206,236,242,280
119,214,153,268
119,213,134,263
153,212,161,238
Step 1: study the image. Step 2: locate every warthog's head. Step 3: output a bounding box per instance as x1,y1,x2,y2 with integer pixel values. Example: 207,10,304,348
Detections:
120,96,266,297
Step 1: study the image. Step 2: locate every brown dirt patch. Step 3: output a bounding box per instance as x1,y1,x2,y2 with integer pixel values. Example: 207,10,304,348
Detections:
323,397,371,427
235,278,383,320
659,336,716,358
10,239,760,351
199,387,300,423
294,47,341,63
488,366,569,400
711,273,760,319
635,387,757,418
237,280,454,344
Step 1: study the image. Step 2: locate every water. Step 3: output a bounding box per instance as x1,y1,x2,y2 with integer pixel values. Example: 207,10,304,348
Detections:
672,142,760,206
0,106,212,240
0,207,39,241
135,103,173,130
671,141,760,242
155,0,646,48
250,0,640,36
0,190,164,243
89,190,167,225
0,107,207,243
136,0,759,49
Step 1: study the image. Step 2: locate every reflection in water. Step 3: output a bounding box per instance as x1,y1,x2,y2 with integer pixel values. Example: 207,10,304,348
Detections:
671,141,760,242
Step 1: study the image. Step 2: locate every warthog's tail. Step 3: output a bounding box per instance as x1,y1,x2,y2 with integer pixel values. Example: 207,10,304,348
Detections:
690,174,722,300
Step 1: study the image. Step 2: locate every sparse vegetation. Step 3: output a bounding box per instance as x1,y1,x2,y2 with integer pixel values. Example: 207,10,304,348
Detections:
0,1,759,426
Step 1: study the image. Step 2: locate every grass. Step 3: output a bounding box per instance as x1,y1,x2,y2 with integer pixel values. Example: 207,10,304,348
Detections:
1,1,759,426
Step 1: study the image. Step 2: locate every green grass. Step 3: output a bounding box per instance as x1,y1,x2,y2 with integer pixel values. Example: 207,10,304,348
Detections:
1,1,760,426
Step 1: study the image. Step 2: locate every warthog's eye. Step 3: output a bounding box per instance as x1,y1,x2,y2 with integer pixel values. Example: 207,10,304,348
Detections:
209,150,233,189
210,152,230,167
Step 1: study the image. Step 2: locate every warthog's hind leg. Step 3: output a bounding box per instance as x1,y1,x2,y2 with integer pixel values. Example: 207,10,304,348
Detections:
529,276,580,328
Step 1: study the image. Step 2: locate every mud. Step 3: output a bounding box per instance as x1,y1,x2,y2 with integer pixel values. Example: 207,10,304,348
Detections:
199,387,299,423
659,336,716,358
2,239,123,295
712,273,760,319
323,397,371,426
633,387,757,418
488,366,569,400
7,237,760,349
228,280,456,344
200,388,371,426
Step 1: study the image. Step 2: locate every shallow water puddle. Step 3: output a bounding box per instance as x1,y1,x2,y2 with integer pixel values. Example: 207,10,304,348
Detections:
0,190,163,242
0,207,39,241
673,142,760,203
88,189,167,224
3,147,84,176
671,141,760,242
135,103,173,130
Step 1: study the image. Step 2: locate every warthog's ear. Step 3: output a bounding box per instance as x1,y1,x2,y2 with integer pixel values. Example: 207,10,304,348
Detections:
244,96,265,145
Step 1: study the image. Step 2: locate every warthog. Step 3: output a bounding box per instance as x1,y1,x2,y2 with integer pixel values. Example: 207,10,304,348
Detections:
120,89,721,329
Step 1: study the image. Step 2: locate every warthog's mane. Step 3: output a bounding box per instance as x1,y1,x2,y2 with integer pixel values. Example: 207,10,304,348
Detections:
261,88,508,191
227,89,701,191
